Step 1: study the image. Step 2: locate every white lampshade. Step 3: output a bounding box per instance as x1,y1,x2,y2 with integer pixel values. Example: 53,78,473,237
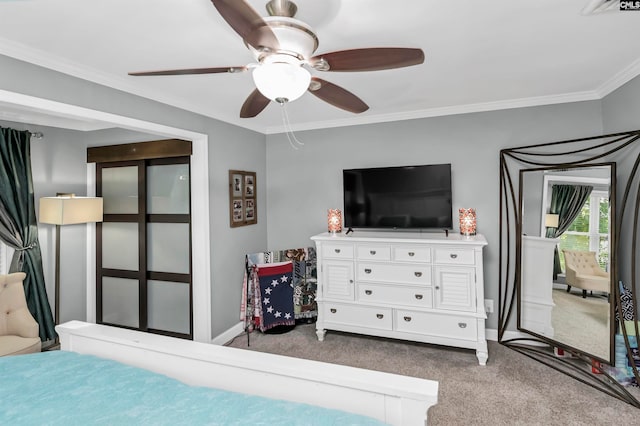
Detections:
39,195,103,225
545,214,559,228
252,55,311,103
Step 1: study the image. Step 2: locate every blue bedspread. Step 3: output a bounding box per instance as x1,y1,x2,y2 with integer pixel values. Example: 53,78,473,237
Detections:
0,351,386,426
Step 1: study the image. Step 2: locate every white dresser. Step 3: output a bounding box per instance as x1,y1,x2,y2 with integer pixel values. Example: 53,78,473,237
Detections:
311,231,489,365
520,235,558,338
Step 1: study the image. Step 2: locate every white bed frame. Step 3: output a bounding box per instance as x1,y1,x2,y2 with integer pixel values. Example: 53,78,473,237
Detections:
57,321,438,425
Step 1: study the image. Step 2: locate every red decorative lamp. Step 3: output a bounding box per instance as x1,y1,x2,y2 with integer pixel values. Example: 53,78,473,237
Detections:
459,208,477,236
327,209,342,234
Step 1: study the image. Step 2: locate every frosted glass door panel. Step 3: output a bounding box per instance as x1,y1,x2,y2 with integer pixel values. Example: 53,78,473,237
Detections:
148,280,190,334
102,166,139,214
102,277,139,328
102,222,139,270
147,164,190,214
148,223,190,274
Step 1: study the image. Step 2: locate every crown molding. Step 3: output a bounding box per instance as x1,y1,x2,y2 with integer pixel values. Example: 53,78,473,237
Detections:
0,37,266,134
2,36,639,136
595,56,640,98
264,91,601,134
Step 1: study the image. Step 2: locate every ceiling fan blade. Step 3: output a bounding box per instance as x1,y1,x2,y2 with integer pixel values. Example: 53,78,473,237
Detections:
310,48,425,72
308,77,369,114
240,89,271,118
129,66,246,76
210,0,279,51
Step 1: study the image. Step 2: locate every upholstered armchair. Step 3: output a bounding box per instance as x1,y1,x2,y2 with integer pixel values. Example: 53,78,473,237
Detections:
561,249,610,298
0,272,41,356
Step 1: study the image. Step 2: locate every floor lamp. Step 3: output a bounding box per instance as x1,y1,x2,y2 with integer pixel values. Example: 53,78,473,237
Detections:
39,194,103,327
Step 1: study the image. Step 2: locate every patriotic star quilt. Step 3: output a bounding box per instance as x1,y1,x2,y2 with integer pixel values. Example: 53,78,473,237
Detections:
254,261,296,332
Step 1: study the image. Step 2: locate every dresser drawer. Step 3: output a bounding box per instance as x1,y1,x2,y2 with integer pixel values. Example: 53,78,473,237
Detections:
356,244,391,261
322,243,354,259
434,248,475,265
394,310,478,341
357,283,433,308
322,303,392,330
393,246,431,263
357,262,431,285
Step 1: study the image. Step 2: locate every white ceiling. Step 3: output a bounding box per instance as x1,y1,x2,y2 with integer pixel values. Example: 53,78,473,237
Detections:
0,0,639,134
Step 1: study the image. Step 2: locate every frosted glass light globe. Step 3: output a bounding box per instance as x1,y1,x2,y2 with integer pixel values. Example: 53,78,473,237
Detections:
252,60,311,103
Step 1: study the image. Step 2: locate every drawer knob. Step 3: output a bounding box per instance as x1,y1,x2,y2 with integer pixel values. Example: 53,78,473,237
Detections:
435,286,440,290
414,271,422,277
370,250,376,255
365,290,372,295
335,249,341,253
404,316,412,322
364,268,372,274
458,322,467,328
349,279,354,284
408,252,415,257
330,308,337,313
450,253,458,259
376,314,384,319
415,294,423,300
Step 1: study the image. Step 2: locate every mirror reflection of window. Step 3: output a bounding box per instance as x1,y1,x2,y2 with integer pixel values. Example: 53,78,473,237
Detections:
558,191,610,272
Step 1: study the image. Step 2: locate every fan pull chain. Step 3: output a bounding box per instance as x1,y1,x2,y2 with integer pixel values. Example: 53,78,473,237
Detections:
278,100,304,150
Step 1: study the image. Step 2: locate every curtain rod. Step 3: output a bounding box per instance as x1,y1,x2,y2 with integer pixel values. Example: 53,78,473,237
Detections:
30,131,44,139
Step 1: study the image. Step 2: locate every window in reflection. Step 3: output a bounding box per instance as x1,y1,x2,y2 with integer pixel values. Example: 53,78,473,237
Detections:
559,192,610,271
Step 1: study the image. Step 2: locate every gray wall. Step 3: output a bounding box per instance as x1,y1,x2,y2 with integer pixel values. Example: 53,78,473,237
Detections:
602,74,640,288
521,171,545,237
265,101,605,330
3,49,639,336
0,54,268,338
602,74,640,134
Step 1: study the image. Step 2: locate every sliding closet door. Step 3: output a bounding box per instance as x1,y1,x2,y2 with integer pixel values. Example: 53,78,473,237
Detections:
96,155,192,339
98,161,142,329
146,158,191,336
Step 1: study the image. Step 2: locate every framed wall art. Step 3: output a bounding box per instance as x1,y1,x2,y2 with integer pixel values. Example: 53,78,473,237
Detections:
229,170,257,227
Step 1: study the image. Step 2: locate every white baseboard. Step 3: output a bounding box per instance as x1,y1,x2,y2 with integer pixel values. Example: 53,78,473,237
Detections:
490,328,550,346
487,328,538,341
211,321,245,346
486,328,498,341
215,324,510,345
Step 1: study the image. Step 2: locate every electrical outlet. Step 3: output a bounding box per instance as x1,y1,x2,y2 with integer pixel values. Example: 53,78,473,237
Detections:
484,299,494,314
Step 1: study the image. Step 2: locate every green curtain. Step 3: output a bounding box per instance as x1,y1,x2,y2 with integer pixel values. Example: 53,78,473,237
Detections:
0,126,56,341
545,184,593,279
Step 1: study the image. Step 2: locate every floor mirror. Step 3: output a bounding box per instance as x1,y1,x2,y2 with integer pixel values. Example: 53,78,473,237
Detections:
499,130,640,407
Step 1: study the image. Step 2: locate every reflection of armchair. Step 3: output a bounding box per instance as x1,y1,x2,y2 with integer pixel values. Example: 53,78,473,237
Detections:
0,272,41,356
561,249,609,298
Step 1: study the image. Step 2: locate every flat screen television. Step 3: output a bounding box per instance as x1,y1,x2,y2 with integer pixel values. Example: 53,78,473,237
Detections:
343,164,452,230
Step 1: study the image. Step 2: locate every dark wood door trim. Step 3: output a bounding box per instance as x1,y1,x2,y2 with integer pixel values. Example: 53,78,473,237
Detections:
88,139,192,163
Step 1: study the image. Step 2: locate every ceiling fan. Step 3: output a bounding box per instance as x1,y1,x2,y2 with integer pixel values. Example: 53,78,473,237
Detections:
129,0,425,118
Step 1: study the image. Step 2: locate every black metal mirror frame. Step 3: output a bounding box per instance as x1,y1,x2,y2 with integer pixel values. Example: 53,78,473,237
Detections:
499,129,640,407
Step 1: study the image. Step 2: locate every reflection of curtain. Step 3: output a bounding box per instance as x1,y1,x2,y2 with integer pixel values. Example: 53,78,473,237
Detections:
545,184,593,279
0,127,55,341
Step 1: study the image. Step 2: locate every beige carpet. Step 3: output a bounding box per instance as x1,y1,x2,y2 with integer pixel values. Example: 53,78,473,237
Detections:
226,323,639,425
552,289,610,361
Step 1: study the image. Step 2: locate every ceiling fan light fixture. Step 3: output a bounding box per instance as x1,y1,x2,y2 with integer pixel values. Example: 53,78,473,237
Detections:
249,17,318,60
252,55,311,103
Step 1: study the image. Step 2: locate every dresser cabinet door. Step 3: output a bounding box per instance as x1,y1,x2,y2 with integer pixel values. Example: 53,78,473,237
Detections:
323,260,355,301
434,266,475,312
